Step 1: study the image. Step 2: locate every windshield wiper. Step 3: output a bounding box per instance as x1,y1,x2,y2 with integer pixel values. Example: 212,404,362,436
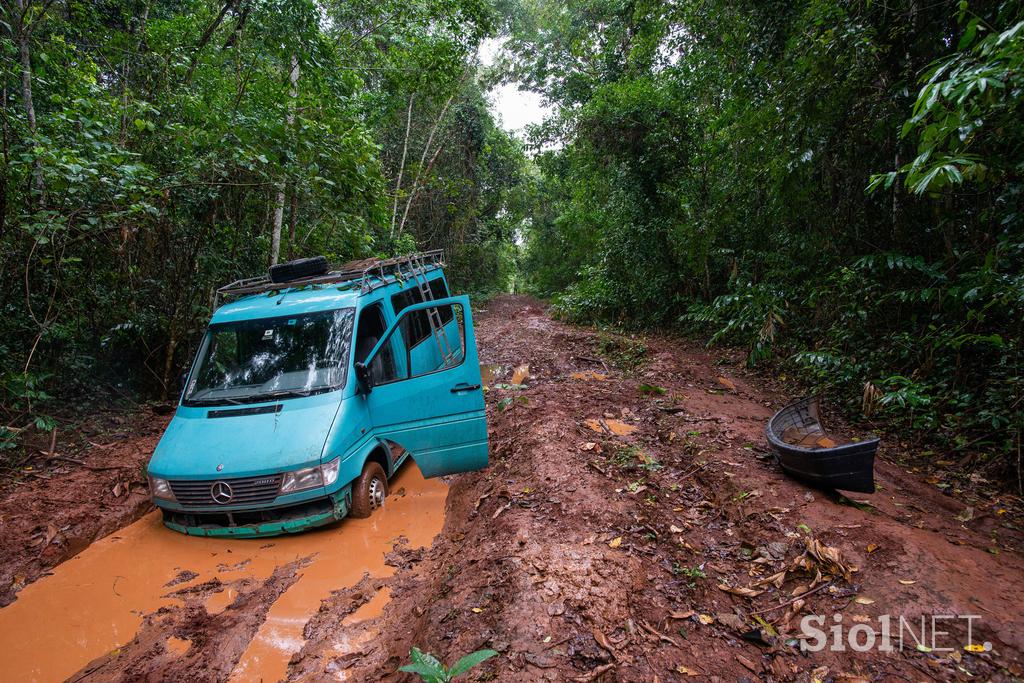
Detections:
189,396,246,406
248,389,316,401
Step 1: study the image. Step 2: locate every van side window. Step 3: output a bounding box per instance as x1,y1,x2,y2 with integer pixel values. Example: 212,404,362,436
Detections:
428,279,453,323
390,277,452,346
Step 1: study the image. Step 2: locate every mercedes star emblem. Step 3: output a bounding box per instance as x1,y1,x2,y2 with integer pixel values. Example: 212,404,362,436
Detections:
210,481,234,505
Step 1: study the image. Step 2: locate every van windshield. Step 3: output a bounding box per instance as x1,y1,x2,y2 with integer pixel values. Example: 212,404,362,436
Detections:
184,308,355,406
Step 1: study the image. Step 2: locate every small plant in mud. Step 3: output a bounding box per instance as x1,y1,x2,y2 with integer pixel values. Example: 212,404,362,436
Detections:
399,647,498,682
672,564,706,588
496,396,528,412
596,332,647,371
610,445,660,471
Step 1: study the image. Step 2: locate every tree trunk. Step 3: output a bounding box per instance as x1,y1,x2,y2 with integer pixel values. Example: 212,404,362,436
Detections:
287,184,297,259
0,79,9,242
397,89,458,238
185,0,236,83
270,54,299,266
270,184,284,265
390,94,415,238
14,7,44,199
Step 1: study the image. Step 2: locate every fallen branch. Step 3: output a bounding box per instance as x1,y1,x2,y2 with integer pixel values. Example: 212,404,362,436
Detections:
747,580,834,616
639,620,679,646
542,635,573,651
47,456,129,472
574,663,615,682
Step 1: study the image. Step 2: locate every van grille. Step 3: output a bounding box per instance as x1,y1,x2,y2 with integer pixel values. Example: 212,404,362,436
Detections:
169,475,283,507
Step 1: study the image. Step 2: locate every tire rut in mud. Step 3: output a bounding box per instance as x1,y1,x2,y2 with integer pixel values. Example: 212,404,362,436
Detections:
69,556,314,682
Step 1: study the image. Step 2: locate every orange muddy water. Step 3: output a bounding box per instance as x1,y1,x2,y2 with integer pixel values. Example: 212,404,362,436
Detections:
0,462,446,683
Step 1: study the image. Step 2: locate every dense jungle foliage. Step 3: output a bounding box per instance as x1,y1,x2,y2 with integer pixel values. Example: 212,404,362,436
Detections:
510,0,1023,485
1,0,1021,487
0,0,527,445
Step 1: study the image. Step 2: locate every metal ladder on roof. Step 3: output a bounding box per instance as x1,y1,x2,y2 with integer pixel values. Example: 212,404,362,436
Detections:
407,253,458,368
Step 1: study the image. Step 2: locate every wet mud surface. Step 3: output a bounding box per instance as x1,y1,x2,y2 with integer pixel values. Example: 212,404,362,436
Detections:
1,294,1022,682
0,464,445,682
322,295,1024,682
0,410,169,608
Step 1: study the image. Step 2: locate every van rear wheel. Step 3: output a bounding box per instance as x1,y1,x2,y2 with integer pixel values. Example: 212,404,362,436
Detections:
350,462,388,518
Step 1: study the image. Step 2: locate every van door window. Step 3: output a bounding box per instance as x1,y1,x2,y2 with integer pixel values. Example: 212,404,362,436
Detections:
355,304,395,383
390,289,429,346
371,301,466,384
390,277,452,345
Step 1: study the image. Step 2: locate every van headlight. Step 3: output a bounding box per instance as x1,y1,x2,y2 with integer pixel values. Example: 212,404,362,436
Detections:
280,457,341,494
149,475,176,501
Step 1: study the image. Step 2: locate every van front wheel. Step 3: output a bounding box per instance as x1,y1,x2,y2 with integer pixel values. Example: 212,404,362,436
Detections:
350,462,388,518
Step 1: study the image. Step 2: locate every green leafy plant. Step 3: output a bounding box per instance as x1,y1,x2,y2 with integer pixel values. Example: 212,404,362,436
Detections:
596,333,648,371
399,647,498,682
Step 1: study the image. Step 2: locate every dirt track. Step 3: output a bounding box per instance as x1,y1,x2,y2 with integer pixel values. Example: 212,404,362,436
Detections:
1,294,1022,682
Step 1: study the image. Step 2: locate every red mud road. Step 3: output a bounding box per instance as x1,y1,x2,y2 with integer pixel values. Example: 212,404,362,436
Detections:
0,294,1022,682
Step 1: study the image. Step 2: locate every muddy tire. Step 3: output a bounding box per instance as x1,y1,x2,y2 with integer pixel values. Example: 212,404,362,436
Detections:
349,462,388,518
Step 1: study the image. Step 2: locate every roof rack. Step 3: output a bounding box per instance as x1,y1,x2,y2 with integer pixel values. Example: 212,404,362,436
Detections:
214,250,445,307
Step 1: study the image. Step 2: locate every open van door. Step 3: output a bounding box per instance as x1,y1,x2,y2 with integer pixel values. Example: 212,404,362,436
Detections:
356,296,488,477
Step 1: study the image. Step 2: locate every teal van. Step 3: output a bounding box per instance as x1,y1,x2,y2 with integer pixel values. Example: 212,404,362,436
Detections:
146,251,488,537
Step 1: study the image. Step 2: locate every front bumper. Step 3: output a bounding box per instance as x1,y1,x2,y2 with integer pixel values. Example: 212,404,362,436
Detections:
158,485,352,538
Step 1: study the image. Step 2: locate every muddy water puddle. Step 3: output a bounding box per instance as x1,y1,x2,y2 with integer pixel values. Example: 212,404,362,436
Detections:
0,463,446,683
480,363,529,388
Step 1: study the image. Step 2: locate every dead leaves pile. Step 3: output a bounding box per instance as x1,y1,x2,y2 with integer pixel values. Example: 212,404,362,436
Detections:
719,536,855,603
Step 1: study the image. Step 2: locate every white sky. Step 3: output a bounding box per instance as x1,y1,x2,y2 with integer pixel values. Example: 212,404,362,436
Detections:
479,38,552,137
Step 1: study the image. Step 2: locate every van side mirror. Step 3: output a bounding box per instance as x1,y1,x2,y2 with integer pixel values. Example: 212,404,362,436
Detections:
354,362,373,394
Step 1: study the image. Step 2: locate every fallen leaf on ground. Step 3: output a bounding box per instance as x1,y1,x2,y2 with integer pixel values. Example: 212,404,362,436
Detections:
956,507,974,523
866,543,878,553
805,537,855,582
716,376,737,391
592,629,615,655
676,665,699,676
854,596,875,605
716,613,745,629
898,579,916,585
571,371,607,381
736,654,759,672
670,610,695,619
669,525,685,534
964,643,987,653
697,614,714,625
718,583,764,598
608,536,622,548
471,607,484,613
604,419,637,436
